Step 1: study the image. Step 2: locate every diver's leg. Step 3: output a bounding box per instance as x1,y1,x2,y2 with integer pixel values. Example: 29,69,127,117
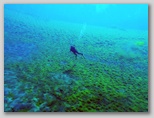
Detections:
76,51,83,55
78,52,83,56
77,52,85,58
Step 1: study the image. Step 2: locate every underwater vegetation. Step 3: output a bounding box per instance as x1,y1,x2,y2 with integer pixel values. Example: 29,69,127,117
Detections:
4,8,148,112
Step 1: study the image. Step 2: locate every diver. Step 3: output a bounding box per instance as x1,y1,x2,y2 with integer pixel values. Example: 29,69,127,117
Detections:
70,45,84,59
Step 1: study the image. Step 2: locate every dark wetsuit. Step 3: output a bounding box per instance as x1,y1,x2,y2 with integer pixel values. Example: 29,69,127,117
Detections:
70,46,83,58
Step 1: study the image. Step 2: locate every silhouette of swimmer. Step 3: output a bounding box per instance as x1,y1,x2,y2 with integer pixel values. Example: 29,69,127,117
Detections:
70,45,84,59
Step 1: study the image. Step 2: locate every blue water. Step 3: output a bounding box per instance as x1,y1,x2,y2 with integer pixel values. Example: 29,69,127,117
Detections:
4,4,148,112
4,4,148,30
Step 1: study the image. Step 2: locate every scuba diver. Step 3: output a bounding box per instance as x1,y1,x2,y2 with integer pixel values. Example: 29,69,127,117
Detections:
70,45,85,59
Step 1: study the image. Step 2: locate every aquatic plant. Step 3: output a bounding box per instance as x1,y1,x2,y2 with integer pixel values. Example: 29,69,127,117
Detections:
4,8,148,112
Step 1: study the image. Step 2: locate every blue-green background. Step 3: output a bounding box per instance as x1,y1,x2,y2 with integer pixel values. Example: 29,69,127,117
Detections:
4,4,148,112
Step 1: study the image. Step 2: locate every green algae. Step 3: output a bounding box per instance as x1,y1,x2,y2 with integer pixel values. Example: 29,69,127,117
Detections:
135,41,145,46
4,9,148,112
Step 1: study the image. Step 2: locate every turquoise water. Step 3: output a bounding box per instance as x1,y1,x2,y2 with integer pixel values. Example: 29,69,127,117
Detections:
4,4,148,112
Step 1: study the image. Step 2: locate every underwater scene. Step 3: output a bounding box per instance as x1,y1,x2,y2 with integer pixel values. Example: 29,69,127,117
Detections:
4,4,148,112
